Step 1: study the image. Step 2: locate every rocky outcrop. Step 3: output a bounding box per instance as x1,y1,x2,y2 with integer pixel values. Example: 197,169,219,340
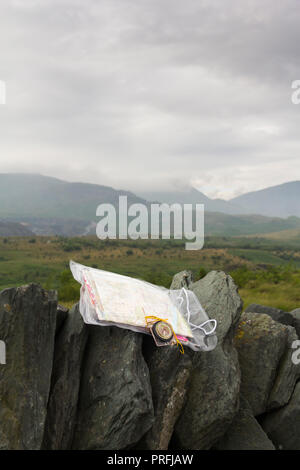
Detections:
0,284,57,450
42,303,88,450
170,270,193,290
261,382,300,450
72,325,154,450
215,396,275,450
234,312,300,416
246,303,300,338
174,271,242,449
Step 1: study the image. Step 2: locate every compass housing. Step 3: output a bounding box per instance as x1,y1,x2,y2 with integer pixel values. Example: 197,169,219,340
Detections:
152,320,174,343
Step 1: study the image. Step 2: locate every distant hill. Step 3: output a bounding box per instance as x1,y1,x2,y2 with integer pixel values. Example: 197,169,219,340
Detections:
205,212,300,236
138,188,244,215
140,181,300,219
241,227,300,241
230,181,300,218
0,173,148,221
0,221,34,237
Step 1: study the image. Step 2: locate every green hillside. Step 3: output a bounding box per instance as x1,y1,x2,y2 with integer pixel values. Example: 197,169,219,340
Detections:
205,213,300,236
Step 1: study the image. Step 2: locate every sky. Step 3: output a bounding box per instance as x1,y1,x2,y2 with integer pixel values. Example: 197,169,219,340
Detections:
0,0,300,200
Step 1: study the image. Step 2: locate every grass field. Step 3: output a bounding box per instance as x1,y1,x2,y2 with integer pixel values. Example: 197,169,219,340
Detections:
1,234,300,311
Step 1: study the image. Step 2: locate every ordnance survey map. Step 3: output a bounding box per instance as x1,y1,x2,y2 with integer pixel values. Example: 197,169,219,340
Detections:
82,267,193,338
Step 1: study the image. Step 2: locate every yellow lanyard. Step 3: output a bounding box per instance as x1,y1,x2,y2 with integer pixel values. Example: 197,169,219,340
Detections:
144,315,184,354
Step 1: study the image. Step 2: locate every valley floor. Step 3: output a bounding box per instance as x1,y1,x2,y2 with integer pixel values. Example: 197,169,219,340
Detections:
1,234,300,311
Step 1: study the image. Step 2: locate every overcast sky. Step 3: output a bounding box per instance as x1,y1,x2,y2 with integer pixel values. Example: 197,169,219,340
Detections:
0,0,300,199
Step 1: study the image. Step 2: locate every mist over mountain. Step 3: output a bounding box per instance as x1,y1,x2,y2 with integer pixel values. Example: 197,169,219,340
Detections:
140,181,300,219
138,188,244,215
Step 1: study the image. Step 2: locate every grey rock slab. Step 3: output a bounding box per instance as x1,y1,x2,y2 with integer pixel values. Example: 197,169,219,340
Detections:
72,325,154,450
215,396,275,450
43,303,88,450
234,312,300,416
174,271,243,449
0,284,57,450
261,382,300,450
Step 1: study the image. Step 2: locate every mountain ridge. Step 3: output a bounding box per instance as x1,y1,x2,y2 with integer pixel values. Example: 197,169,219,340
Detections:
1,173,300,236
230,180,300,218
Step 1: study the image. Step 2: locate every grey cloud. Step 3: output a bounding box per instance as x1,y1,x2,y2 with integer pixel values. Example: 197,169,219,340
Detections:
0,0,300,198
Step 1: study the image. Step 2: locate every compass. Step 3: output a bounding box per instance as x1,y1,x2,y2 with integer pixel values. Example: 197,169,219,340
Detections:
152,321,174,342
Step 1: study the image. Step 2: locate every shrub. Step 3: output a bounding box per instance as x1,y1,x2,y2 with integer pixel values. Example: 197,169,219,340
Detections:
57,269,80,302
198,267,207,280
61,241,82,252
144,271,173,288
